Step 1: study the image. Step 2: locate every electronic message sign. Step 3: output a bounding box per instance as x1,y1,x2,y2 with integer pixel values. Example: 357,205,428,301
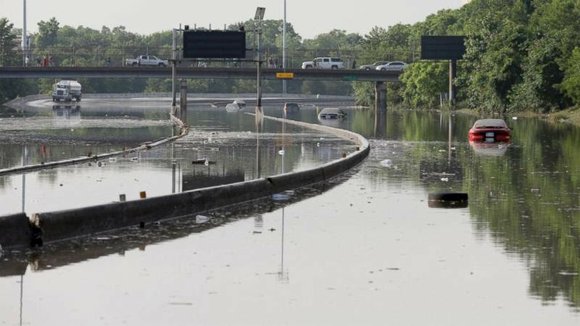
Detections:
421,36,466,60
183,31,246,59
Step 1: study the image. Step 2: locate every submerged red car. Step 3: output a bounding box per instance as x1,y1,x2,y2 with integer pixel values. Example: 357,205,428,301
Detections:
468,119,511,143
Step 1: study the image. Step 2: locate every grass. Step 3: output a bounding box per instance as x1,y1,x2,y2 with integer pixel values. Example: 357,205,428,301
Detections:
545,106,580,126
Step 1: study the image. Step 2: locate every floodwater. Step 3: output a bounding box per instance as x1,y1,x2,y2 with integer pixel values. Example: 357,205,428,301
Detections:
0,96,352,214
1,96,579,325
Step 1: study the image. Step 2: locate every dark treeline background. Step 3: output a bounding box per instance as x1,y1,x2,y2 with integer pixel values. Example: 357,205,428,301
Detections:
1,0,579,115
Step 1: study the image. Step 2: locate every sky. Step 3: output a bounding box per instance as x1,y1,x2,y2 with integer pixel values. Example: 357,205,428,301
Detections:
1,0,470,40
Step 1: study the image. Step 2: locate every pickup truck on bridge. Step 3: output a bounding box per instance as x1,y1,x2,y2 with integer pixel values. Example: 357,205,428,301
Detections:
125,55,168,67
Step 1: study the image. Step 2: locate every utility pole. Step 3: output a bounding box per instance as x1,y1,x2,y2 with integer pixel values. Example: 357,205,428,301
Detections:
171,27,178,109
282,0,287,95
255,7,266,117
22,0,29,66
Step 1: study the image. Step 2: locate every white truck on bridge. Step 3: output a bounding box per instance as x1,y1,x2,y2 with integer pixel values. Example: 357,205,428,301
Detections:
301,57,345,69
125,55,168,67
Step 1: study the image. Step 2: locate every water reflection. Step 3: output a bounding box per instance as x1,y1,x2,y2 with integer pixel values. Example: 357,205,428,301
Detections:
277,204,289,283
363,109,580,308
52,104,81,121
374,107,387,138
469,142,509,156
0,176,336,272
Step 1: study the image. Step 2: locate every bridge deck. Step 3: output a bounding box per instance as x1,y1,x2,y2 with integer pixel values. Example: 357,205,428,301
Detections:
0,67,401,82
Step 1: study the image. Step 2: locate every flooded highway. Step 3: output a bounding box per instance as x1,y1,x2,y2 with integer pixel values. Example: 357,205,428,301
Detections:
0,95,579,325
0,95,353,215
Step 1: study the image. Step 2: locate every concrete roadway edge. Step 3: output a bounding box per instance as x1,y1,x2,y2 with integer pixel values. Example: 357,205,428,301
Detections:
0,111,370,250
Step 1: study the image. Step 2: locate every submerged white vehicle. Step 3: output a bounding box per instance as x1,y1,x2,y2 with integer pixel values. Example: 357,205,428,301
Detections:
52,80,82,102
225,99,246,112
318,107,346,120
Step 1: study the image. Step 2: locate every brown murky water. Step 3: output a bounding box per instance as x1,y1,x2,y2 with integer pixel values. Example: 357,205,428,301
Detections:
0,98,579,325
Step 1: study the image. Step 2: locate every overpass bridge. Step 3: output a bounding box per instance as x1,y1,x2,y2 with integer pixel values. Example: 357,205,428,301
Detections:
0,66,401,82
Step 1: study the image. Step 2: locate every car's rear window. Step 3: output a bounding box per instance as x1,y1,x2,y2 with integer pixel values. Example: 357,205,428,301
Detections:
474,119,507,128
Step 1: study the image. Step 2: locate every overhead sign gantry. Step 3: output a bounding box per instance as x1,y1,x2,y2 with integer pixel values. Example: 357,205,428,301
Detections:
420,36,466,106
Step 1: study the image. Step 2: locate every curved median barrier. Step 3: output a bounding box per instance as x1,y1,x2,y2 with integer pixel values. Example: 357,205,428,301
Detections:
0,125,188,177
0,114,369,250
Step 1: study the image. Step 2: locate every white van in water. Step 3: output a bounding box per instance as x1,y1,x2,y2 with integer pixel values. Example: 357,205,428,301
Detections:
52,80,82,102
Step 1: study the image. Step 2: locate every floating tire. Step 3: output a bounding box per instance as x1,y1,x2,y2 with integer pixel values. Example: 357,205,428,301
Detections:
428,192,468,208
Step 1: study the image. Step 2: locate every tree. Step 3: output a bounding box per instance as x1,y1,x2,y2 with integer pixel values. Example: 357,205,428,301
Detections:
302,29,362,64
560,47,580,105
508,37,566,112
0,18,37,102
0,18,18,67
359,24,413,64
401,62,448,108
457,0,529,113
36,17,60,48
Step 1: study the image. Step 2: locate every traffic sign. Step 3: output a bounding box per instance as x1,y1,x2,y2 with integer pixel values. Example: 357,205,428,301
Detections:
276,72,294,79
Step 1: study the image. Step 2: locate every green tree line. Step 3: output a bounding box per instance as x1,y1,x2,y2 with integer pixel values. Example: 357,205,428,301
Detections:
353,0,580,114
2,0,580,114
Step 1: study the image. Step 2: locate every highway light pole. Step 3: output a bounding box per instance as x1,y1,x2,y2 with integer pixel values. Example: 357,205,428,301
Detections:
171,27,178,109
282,0,287,95
22,0,28,66
255,7,266,117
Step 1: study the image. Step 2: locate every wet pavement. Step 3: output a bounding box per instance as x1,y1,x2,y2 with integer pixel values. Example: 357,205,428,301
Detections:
0,96,579,325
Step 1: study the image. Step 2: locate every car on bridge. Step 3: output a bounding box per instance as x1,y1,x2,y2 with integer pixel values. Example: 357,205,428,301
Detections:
359,61,390,71
375,61,408,71
301,57,345,69
125,55,169,67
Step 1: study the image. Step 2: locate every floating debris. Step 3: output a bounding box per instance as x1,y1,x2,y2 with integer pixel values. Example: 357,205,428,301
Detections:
272,193,290,201
428,192,468,208
196,215,210,224
380,159,393,168
192,158,215,165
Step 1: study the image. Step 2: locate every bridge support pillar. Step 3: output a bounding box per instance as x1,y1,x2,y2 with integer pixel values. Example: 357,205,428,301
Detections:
179,79,187,121
375,81,387,112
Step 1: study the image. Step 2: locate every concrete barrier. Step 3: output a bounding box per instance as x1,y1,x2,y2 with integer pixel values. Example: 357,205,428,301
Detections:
0,120,188,177
0,114,370,249
0,213,31,248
